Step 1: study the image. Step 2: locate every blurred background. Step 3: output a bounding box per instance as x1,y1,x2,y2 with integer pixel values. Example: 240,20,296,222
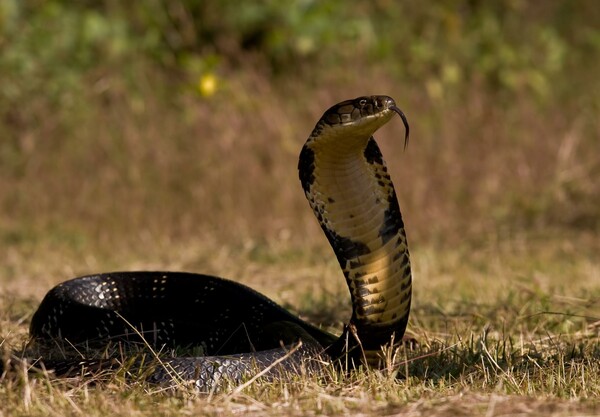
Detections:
0,1,598,284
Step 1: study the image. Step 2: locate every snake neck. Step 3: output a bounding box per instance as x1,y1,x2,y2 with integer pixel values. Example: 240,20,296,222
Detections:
299,129,412,363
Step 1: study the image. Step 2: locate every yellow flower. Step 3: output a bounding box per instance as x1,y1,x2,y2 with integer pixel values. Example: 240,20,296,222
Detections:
198,73,218,97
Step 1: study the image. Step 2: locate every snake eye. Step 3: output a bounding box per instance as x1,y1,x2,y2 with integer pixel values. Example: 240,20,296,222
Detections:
359,99,367,107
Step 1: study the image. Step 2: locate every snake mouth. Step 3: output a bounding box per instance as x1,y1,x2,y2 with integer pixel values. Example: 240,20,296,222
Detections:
389,105,410,150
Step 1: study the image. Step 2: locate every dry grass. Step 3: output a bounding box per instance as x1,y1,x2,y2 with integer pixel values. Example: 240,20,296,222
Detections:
1,66,598,248
2,232,600,416
1,66,600,415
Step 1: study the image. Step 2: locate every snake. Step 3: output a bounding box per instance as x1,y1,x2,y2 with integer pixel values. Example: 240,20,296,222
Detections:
18,95,412,390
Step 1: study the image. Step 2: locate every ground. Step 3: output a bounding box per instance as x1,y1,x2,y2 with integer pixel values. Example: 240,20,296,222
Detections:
2,230,600,416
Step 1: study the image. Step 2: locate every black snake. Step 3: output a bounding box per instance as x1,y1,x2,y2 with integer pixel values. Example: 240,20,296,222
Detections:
18,95,412,390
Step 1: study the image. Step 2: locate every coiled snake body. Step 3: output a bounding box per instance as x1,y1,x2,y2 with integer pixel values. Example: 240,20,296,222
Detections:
25,96,412,390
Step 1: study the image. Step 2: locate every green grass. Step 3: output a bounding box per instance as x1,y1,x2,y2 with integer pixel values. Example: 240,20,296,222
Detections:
2,231,600,416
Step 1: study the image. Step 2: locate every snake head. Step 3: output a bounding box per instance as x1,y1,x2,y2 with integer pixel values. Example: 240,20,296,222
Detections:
318,95,409,149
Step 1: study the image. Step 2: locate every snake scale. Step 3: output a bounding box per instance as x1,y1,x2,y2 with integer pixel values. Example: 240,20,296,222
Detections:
19,95,412,390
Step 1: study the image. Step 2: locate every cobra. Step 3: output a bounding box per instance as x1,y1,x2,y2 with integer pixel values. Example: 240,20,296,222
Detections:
25,95,412,389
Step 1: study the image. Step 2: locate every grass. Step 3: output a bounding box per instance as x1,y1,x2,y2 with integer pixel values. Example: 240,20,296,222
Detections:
2,230,600,416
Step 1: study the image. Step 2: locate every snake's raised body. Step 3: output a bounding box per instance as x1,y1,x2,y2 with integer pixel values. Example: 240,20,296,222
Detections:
27,96,412,389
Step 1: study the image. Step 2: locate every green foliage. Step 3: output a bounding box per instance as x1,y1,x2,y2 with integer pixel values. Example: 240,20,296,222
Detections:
1,1,127,102
0,0,599,240
3,1,598,97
